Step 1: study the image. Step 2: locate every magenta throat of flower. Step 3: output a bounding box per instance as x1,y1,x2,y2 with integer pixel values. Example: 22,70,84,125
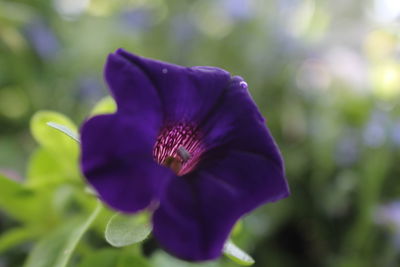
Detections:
153,123,204,176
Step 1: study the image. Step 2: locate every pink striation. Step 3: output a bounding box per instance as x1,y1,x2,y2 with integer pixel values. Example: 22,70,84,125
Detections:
153,123,204,176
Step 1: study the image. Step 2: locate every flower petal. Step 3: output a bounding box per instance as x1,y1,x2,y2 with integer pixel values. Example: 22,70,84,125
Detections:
200,76,289,205
152,176,236,261
80,114,173,213
201,76,281,159
152,150,288,261
105,51,162,128
115,49,231,123
199,149,289,211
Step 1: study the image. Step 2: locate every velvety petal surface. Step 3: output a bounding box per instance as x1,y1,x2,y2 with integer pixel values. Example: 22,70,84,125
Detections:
151,75,289,261
80,114,174,213
152,150,288,261
152,175,236,261
200,75,289,205
201,76,284,161
115,49,231,124
104,51,162,129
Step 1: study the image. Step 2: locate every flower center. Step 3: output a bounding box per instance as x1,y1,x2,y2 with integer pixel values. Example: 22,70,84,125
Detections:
153,123,204,176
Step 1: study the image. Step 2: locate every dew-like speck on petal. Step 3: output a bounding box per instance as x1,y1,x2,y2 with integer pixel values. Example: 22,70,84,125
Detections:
162,68,168,74
239,81,248,89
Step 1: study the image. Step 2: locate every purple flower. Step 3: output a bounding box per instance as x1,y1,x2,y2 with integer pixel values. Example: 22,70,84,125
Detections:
24,20,59,60
80,49,289,261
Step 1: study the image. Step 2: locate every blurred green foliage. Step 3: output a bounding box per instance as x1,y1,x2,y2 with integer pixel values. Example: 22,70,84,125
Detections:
1,0,400,266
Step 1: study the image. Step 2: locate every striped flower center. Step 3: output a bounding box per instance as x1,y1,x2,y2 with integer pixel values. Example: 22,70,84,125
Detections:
153,123,204,176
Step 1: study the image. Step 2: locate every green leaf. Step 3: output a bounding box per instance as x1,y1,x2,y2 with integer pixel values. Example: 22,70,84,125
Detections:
105,212,152,247
24,201,102,267
232,220,243,237
0,227,37,253
27,148,79,187
223,240,255,266
79,249,151,267
78,249,119,267
0,174,40,222
28,111,80,187
30,111,78,158
91,96,116,116
46,122,80,142
116,253,151,267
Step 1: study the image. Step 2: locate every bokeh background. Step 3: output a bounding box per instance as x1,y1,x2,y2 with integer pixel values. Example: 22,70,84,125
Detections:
1,0,400,266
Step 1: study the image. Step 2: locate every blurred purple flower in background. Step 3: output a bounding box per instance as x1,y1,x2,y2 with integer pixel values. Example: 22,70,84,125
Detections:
363,110,390,147
219,0,253,21
24,20,59,60
376,201,400,228
376,201,400,249
0,169,22,182
80,49,289,261
391,121,400,146
335,129,360,167
170,14,198,44
76,76,105,105
119,7,155,34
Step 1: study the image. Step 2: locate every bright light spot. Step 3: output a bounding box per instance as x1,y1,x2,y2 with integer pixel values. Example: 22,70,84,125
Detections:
373,0,400,23
54,0,90,18
364,30,396,60
372,62,400,99
325,47,368,91
382,68,398,85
